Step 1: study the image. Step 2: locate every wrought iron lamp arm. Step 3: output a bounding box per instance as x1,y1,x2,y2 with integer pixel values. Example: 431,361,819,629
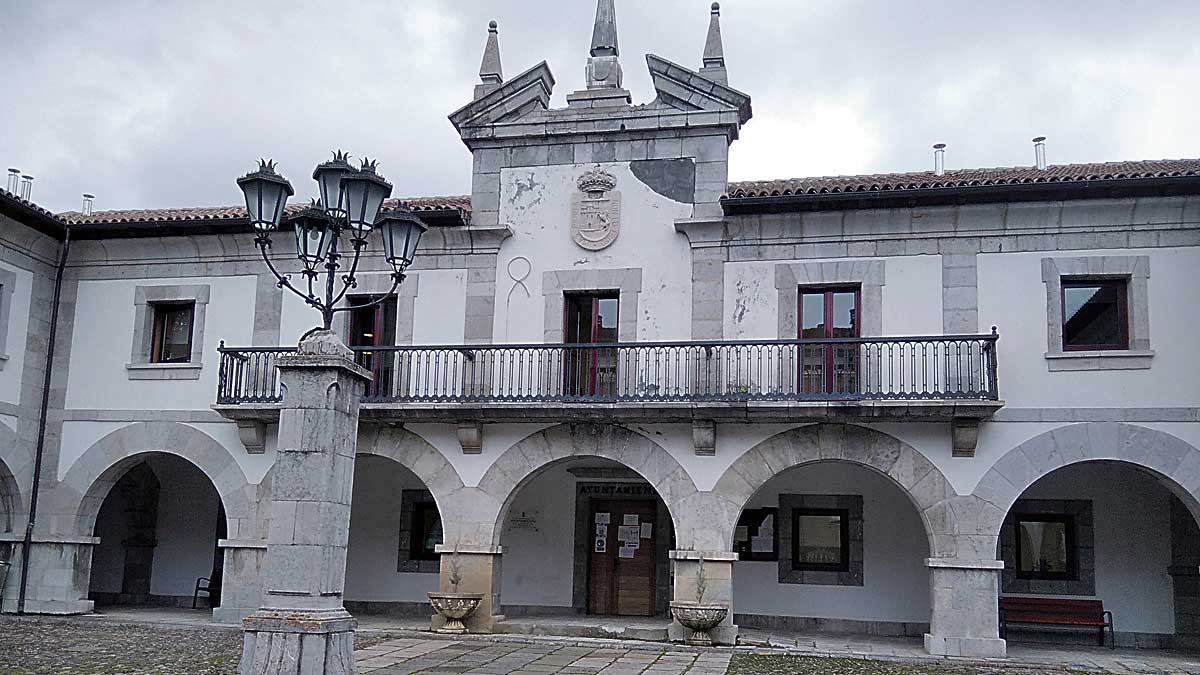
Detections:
256,239,328,315
329,236,368,309
328,272,404,317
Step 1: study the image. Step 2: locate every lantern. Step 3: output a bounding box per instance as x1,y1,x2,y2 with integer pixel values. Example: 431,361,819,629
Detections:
237,160,294,235
342,159,393,234
312,150,355,219
291,206,337,269
376,209,429,272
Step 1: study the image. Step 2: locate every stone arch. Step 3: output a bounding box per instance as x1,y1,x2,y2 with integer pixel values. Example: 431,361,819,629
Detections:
0,422,27,533
476,423,701,549
973,422,1200,540
58,422,254,538
355,426,466,520
712,423,960,558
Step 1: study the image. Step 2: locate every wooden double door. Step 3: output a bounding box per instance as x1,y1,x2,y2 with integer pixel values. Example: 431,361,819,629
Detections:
587,500,657,616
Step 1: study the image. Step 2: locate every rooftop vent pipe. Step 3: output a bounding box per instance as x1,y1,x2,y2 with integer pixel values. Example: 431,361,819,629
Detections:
82,193,95,216
933,143,946,177
6,168,18,193
19,174,33,200
1033,136,1047,170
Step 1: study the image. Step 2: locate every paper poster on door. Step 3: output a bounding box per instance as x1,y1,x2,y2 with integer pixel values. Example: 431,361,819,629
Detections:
595,537,607,553
623,514,640,526
595,513,611,525
595,524,608,538
618,525,640,543
618,545,636,558
640,523,652,539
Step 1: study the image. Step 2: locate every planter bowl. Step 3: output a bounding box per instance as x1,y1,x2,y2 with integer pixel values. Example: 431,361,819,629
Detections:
428,592,484,634
669,601,728,646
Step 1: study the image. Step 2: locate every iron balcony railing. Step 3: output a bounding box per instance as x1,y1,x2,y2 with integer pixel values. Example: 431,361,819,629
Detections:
217,332,999,406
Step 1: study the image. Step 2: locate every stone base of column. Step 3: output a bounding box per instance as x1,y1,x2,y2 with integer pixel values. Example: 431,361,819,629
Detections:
924,558,1006,658
668,551,738,646
239,608,357,675
2,537,98,615
214,540,268,625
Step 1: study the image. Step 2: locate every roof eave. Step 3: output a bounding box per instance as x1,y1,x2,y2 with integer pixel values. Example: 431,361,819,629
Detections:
721,176,1200,215
0,192,68,239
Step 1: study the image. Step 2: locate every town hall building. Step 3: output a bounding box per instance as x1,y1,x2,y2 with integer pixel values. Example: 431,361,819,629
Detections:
1,0,1199,660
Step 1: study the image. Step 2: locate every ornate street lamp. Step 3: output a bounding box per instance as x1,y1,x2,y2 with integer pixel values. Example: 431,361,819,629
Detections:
237,152,428,330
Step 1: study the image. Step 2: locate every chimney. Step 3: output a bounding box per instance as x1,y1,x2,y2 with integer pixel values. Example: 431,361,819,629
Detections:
6,168,19,194
933,144,946,177
82,193,96,216
1033,136,1047,170
19,174,33,200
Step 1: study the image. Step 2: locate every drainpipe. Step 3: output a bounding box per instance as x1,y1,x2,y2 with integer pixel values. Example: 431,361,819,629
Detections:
16,223,70,614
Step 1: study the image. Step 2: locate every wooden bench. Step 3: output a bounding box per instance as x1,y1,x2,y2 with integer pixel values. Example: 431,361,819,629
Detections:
999,596,1114,649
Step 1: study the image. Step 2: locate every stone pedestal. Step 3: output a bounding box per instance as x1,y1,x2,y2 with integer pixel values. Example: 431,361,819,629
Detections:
667,551,738,645
238,331,370,675
213,540,266,625
924,558,1007,658
431,546,503,634
1,536,98,615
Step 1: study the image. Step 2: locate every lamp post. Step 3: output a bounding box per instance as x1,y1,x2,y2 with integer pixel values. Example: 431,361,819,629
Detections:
234,153,426,675
237,152,428,330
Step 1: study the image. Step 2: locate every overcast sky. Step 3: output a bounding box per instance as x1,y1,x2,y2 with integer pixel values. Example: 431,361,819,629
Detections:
3,0,1198,215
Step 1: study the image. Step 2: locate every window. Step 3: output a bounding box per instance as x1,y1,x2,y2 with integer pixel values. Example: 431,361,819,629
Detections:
348,295,397,397
1015,514,1077,581
563,292,619,397
791,508,850,573
799,287,860,394
1061,279,1128,351
409,501,442,562
149,302,195,364
734,508,778,561
0,267,15,368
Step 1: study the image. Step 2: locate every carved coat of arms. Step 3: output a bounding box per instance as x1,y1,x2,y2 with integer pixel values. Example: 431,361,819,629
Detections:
571,169,621,251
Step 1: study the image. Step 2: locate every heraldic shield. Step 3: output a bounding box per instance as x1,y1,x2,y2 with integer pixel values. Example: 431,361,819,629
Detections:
571,169,622,251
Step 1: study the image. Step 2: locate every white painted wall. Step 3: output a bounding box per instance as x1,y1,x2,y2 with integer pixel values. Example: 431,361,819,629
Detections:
723,255,943,340
0,260,33,406
732,461,931,624
413,270,466,345
978,246,1200,409
148,455,222,597
498,463,580,608
1016,461,1176,635
65,275,257,411
494,162,694,344
344,455,438,603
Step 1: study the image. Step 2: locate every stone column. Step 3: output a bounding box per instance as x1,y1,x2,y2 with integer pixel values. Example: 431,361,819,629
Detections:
668,550,738,646
238,331,370,675
924,558,1006,658
213,540,267,625
432,546,503,633
4,536,98,614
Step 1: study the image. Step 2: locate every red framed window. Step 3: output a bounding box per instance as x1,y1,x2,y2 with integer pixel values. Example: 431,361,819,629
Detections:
348,295,398,396
1061,279,1129,351
799,288,860,395
563,292,619,397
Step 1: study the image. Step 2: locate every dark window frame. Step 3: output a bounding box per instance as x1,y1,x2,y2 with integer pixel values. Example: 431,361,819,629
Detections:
1014,513,1078,581
149,301,195,364
408,500,442,562
790,507,851,573
1060,278,1129,352
734,507,779,562
562,291,620,398
798,286,861,395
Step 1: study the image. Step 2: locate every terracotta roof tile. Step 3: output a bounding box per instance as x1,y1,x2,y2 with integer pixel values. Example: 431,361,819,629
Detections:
60,195,471,226
725,159,1200,199
1,187,63,222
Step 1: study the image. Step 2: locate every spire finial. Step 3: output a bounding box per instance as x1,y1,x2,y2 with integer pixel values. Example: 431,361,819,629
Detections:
585,0,623,90
700,1,728,85
475,20,504,100
590,0,619,57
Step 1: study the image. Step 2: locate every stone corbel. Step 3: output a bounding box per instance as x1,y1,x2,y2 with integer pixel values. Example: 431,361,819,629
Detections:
952,418,980,458
236,420,267,455
457,422,484,455
692,420,716,457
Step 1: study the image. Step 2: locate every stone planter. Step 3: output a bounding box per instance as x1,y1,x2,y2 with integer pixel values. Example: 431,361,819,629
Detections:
428,592,484,634
669,601,728,646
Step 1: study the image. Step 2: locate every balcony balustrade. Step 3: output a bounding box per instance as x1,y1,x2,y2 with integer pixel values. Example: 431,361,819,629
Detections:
215,333,1002,425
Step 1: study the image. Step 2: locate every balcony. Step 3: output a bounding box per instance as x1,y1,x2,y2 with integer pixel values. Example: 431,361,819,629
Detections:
214,333,1003,425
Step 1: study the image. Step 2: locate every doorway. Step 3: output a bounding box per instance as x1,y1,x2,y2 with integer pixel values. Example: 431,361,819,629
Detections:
563,292,619,398
799,287,860,395
588,499,657,616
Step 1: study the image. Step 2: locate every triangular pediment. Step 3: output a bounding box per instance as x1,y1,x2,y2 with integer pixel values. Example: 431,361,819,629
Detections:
449,61,556,131
646,53,752,125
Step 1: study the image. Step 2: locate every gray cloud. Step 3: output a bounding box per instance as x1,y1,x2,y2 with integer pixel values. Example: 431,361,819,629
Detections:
2,0,1197,214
